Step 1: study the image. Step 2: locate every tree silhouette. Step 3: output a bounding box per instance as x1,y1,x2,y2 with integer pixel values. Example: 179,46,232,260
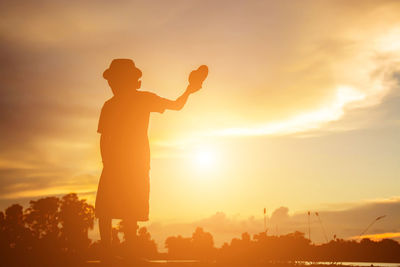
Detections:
117,220,158,260
0,194,97,265
25,197,60,240
59,193,95,255
192,227,215,260
4,204,29,249
1,194,400,265
136,227,158,258
0,211,6,250
165,234,192,259
165,227,215,260
24,197,63,264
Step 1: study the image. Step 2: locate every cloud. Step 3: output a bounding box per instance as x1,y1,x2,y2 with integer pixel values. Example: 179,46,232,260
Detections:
210,28,400,137
353,232,400,241
270,206,290,223
1,0,400,232
0,168,97,208
142,198,400,251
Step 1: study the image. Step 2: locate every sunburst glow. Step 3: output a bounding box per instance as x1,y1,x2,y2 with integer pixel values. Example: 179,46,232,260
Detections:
192,147,218,170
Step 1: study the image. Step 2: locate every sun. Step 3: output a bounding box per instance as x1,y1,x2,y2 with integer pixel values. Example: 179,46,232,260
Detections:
193,147,218,170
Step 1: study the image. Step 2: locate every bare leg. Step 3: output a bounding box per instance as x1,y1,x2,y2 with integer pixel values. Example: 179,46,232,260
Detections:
122,220,138,262
99,217,112,248
124,220,138,245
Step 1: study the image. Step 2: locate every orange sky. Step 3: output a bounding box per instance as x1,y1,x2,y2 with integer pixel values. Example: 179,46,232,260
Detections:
0,0,399,244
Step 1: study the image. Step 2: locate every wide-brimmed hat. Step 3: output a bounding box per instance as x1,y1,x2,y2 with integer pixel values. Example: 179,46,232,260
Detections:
103,59,142,81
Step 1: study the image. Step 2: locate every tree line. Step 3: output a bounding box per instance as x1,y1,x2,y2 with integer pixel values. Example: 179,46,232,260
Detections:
1,193,399,266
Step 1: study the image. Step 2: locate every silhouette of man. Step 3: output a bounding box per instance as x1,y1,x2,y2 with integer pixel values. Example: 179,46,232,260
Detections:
95,59,207,258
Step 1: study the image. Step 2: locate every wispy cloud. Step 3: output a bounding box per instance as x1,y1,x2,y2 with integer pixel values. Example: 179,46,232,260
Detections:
214,85,367,136
352,232,400,241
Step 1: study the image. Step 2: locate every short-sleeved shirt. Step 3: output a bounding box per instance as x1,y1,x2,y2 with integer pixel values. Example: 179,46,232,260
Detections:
98,90,169,170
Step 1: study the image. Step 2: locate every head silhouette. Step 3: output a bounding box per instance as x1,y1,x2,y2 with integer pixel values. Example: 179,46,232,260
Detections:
103,59,142,95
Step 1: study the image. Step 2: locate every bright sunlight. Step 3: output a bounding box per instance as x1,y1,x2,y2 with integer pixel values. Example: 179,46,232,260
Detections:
192,147,218,170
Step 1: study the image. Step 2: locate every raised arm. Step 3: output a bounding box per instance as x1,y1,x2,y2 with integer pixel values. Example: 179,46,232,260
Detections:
163,65,208,111
164,84,199,111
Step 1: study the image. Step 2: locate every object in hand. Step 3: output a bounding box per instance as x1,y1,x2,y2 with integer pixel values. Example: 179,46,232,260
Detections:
189,65,208,87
